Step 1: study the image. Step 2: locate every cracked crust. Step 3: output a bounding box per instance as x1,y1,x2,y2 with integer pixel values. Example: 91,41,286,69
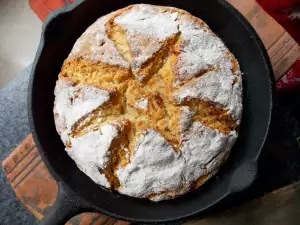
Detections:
54,4,242,201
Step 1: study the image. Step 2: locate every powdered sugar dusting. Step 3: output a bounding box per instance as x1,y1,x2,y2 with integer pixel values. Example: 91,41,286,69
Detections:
174,69,243,122
229,77,243,123
181,122,237,185
134,98,148,110
54,79,110,134
66,123,120,188
116,123,237,200
115,4,179,72
180,106,195,133
174,19,229,83
172,15,242,121
70,14,129,68
116,129,185,198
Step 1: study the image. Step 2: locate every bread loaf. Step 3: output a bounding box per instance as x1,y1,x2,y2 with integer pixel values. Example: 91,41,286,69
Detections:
54,4,242,201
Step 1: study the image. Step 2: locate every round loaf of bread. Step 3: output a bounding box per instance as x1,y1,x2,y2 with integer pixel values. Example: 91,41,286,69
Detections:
54,4,242,201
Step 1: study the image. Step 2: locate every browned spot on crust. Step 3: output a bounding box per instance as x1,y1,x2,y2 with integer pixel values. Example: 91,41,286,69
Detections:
65,142,72,148
227,52,240,74
106,8,181,82
184,100,237,135
100,120,135,189
106,18,133,63
232,77,239,87
145,174,210,200
60,57,132,89
136,32,181,82
71,89,124,138
190,174,210,190
147,191,168,200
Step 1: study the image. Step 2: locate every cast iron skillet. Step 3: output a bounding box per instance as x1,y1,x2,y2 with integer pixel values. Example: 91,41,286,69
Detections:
28,0,274,224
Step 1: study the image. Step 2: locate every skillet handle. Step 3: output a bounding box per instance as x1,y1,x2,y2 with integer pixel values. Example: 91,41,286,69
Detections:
40,182,88,225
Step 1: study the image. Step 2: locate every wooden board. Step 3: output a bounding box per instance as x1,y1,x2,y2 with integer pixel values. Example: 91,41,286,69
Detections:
1,134,129,225
228,0,300,81
186,181,300,225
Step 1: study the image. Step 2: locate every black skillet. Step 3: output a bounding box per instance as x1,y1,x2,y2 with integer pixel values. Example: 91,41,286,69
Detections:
28,0,274,224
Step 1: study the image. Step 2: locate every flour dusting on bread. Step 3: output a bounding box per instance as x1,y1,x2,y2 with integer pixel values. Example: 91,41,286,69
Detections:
54,4,242,201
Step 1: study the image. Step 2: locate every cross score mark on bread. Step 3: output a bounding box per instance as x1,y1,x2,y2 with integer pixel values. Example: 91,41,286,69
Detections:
53,4,242,201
